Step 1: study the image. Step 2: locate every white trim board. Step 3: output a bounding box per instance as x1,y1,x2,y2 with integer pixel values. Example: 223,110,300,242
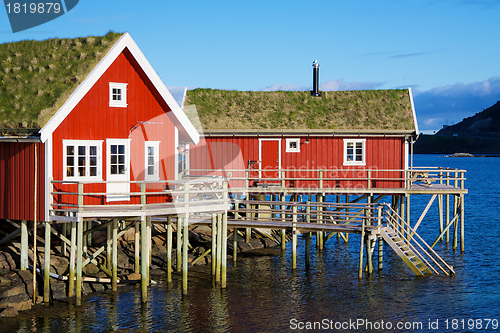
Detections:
39,33,199,145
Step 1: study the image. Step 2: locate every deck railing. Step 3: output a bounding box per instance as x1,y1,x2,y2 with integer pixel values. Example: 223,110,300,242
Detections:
181,167,466,191
49,177,229,215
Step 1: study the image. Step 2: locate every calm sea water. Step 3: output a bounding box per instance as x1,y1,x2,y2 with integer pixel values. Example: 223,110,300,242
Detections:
2,155,500,332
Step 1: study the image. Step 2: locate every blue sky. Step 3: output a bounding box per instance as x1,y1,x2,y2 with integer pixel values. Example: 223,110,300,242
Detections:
1,0,499,132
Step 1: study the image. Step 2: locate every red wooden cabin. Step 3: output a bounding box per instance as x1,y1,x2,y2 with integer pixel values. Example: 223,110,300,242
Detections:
0,33,199,222
182,88,419,191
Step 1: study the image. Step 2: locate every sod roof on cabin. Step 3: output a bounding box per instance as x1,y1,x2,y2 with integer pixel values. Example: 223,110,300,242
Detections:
0,32,123,132
184,88,416,133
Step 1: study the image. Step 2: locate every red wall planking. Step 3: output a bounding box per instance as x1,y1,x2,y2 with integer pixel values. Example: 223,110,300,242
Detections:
0,142,45,221
190,135,406,190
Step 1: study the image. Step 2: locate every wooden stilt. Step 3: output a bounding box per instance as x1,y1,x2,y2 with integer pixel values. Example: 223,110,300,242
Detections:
358,218,365,279
211,214,217,276
167,216,172,284
61,221,67,257
460,193,465,253
221,211,228,289
146,216,151,284
20,220,28,270
134,221,140,274
68,221,76,298
318,194,324,250
112,218,118,291
140,216,147,303
281,194,286,251
43,221,51,303
292,205,297,269
378,237,383,270
177,217,182,272
182,214,189,295
453,195,459,250
106,223,111,271
76,217,83,306
365,236,373,274
216,213,222,283
438,194,444,242
233,228,237,263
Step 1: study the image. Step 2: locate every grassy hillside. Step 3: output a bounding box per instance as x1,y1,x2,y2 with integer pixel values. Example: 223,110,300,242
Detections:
0,32,122,130
185,88,415,131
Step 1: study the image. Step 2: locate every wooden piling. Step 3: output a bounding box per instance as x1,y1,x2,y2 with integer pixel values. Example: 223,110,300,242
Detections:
211,214,217,276
20,220,28,270
135,221,140,274
140,216,147,303
107,223,112,271
76,217,84,306
177,217,182,272
292,205,297,269
112,218,118,291
358,218,366,279
182,214,189,295
216,214,222,283
68,221,76,298
167,216,172,284
221,211,228,289
233,228,238,263
43,221,51,303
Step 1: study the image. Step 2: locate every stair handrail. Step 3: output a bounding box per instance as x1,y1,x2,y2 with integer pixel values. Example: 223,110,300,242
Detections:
383,204,455,275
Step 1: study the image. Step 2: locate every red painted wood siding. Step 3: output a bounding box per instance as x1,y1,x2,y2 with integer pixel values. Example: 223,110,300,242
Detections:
51,49,176,207
189,136,406,190
0,142,45,221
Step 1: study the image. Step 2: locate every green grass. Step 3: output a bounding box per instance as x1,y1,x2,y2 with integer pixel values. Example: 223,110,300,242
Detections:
185,88,415,131
0,31,123,130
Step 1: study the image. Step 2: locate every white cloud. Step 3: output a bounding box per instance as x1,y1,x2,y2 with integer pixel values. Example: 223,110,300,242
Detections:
261,83,307,91
413,77,500,130
321,79,384,91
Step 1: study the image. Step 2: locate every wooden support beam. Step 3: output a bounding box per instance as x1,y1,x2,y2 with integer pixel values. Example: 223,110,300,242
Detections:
176,217,182,272
20,220,28,270
182,214,189,295
112,219,118,291
167,216,172,284
68,222,76,298
76,217,83,306
43,221,51,303
358,219,365,279
292,205,297,270
221,211,228,289
211,214,216,276
140,216,147,303
135,221,140,275
410,194,437,237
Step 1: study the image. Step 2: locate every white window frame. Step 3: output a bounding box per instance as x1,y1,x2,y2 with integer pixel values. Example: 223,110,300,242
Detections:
109,82,128,108
343,139,366,166
285,138,301,152
63,140,103,181
145,141,160,181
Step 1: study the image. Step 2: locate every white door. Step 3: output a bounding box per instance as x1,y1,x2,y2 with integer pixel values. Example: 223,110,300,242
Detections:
106,139,131,202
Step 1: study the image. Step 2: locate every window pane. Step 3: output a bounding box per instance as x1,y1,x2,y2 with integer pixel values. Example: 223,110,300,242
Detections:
111,165,117,175
148,156,154,166
111,145,117,154
78,157,85,166
148,166,154,175
90,167,97,177
118,165,125,174
118,155,125,164
90,146,97,156
67,156,74,167
111,155,117,164
118,145,125,154
78,146,85,155
78,167,85,177
67,166,74,177
67,145,74,156
148,146,154,156
90,156,97,166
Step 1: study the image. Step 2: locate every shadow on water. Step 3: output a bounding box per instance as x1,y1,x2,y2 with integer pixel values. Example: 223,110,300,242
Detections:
1,155,499,332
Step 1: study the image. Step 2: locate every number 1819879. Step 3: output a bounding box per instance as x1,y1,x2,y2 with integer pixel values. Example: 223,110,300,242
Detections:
6,2,61,14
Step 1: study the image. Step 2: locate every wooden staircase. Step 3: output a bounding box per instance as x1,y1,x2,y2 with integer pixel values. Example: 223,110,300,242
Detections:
380,226,433,276
381,204,455,276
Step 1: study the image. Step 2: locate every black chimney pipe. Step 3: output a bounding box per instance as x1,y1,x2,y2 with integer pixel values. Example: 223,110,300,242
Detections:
312,60,320,97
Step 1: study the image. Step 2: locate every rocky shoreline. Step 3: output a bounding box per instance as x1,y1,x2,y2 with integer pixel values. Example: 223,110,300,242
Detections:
0,223,278,318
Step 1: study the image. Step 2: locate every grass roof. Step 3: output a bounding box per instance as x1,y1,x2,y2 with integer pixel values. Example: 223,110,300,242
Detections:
0,31,123,131
185,88,416,132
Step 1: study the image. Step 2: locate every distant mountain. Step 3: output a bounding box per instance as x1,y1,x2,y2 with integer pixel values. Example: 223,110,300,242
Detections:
414,101,500,154
436,100,500,138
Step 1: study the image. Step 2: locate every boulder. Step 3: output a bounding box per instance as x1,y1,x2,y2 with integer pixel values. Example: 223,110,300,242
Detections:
0,293,31,311
0,307,18,317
